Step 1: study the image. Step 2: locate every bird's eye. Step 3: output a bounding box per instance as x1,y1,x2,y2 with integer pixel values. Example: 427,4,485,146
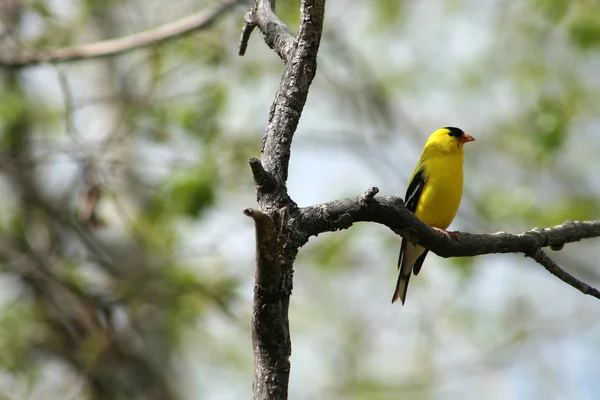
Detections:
445,127,464,138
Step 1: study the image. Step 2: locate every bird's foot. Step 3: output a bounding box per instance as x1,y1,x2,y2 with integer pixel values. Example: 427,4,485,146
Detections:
433,227,461,241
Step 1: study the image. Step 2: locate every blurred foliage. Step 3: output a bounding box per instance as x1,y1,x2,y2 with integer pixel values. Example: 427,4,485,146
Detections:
372,0,407,30
0,89,28,148
0,303,37,373
152,169,217,219
570,16,600,49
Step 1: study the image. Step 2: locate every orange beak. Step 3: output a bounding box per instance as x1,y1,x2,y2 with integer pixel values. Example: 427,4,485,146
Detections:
461,133,475,144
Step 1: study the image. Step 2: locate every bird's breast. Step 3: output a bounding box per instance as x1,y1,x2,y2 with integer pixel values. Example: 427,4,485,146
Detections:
415,159,463,229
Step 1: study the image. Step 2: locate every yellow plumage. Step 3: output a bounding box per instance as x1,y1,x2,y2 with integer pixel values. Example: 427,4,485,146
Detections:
392,127,475,305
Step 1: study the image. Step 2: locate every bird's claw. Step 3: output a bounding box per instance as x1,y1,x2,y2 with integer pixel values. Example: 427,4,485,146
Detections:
433,227,461,241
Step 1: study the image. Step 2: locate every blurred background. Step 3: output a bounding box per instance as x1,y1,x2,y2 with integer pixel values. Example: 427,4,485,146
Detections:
1,0,600,399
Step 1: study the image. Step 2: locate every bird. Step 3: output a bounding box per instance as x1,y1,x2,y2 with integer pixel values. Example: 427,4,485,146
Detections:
392,127,475,305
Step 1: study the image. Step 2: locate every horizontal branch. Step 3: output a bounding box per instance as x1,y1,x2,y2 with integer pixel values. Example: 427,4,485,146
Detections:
0,0,246,67
293,188,600,257
292,187,600,299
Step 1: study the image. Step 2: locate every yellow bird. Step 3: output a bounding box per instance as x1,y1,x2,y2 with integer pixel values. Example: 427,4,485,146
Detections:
392,127,475,305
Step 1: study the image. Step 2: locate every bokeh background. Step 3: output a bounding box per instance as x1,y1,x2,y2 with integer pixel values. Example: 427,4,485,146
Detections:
1,0,600,399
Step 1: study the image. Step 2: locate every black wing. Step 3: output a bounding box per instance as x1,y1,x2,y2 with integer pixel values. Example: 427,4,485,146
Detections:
404,167,425,213
397,167,426,271
394,167,428,303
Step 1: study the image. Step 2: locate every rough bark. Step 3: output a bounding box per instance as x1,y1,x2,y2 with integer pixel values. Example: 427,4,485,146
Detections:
240,1,326,399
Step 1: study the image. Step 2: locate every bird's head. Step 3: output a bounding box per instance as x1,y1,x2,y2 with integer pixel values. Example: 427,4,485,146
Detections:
424,127,475,154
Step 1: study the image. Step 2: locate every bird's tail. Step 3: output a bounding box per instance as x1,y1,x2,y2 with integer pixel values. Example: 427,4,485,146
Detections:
392,268,411,305
392,241,426,305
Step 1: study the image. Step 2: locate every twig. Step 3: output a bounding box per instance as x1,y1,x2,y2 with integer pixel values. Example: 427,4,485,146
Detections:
238,0,296,62
529,249,600,300
54,66,79,144
238,11,257,56
248,157,274,191
0,0,248,67
358,186,379,207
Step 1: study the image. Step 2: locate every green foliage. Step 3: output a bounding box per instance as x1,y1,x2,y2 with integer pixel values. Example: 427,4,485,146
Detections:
2,212,25,240
175,83,227,143
146,167,217,222
492,92,577,167
304,230,359,274
531,97,569,164
0,303,37,373
31,0,52,18
371,0,407,29
83,0,119,15
159,266,238,346
526,196,599,226
173,35,229,66
276,1,301,30
0,89,28,147
148,48,165,83
533,0,570,22
569,12,600,49
142,102,170,142
479,187,537,226
481,186,599,229
447,256,477,279
533,0,600,50
167,172,216,217
198,37,230,66
337,379,430,400
161,267,206,345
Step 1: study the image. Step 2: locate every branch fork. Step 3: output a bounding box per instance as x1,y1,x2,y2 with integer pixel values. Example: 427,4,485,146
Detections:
240,1,326,398
238,0,297,62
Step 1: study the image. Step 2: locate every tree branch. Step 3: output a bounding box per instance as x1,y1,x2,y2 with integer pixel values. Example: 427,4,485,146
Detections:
238,0,297,61
294,190,600,256
529,249,600,300
290,188,600,298
0,0,247,67
249,157,275,192
243,1,326,399
244,0,325,210
244,208,293,399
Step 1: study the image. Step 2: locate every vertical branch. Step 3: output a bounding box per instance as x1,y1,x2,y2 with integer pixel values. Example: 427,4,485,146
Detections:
244,208,293,399
241,1,326,399
259,0,326,205
241,0,326,210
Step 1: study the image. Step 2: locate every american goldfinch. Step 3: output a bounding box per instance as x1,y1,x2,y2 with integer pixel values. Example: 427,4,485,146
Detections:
392,127,475,305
